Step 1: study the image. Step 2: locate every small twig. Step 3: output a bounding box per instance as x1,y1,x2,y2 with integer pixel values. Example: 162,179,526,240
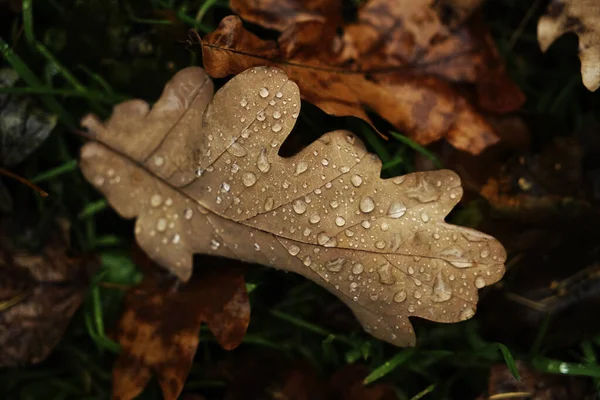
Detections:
0,167,48,197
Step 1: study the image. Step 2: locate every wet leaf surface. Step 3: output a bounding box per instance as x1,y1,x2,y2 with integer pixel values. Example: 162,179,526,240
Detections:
0,219,98,367
79,66,506,347
200,0,525,155
113,253,249,400
538,0,600,91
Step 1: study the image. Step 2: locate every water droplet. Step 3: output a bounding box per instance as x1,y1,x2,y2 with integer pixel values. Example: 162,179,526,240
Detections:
345,229,354,237
156,218,167,232
242,172,257,187
309,213,321,224
359,196,375,213
264,197,274,211
254,243,261,251
257,111,266,121
288,245,300,256
196,168,204,177
272,123,282,133
389,290,405,304
221,182,231,192
420,212,430,223
259,87,269,98
380,222,389,231
414,291,422,299
329,200,339,209
369,292,379,301
210,239,220,250
350,282,359,291
295,162,308,175
432,272,452,302
352,263,364,274
339,166,350,173
459,307,475,321
480,249,490,258
326,258,344,272
321,159,329,166
273,110,281,119
184,208,193,220
375,241,386,249
154,156,164,166
172,234,181,244
93,176,105,186
378,262,395,284
335,216,346,227
303,256,312,266
293,200,307,214
240,98,248,107
257,148,270,173
350,175,363,187
387,202,407,218
317,232,331,246
276,91,283,98
361,220,371,229
408,266,415,275
150,194,163,207
229,142,247,157
241,129,250,138
450,261,474,268
475,276,486,288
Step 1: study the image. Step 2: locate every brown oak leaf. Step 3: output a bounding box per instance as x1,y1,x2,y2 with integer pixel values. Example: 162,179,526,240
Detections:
538,0,600,91
0,219,98,367
112,260,249,400
200,0,524,154
79,66,506,347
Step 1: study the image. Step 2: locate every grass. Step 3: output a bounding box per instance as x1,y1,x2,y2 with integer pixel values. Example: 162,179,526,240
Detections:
1,0,600,399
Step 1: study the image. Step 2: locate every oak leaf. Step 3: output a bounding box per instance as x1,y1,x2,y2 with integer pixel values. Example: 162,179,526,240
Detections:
201,0,525,154
112,260,249,400
538,0,600,91
79,66,506,347
0,219,98,367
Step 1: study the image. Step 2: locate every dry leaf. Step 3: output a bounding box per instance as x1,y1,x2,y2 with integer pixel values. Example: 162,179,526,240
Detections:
202,0,524,154
79,66,506,347
0,219,98,367
113,261,249,400
538,0,600,91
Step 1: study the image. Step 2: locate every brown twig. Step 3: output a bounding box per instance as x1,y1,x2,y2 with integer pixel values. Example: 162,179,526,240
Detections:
0,167,48,197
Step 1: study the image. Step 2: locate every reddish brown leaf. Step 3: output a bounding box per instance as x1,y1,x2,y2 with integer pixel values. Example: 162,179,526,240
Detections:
200,0,525,154
112,263,250,400
0,219,98,367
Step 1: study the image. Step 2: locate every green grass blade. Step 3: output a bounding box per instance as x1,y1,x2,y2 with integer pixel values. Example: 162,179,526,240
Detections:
30,159,78,183
532,357,600,378
410,383,436,400
78,199,108,219
496,343,520,380
389,131,443,168
363,348,416,385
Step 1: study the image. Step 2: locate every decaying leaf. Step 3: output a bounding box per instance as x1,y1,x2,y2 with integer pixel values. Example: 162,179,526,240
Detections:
201,0,524,154
113,258,249,400
538,0,600,91
79,66,506,347
0,219,98,367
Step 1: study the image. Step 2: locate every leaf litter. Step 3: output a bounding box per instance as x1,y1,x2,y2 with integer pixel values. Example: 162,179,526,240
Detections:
79,65,506,348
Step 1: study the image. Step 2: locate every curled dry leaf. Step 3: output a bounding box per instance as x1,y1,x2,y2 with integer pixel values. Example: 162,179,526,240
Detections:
79,66,506,346
538,0,600,91
113,262,249,400
203,0,524,154
0,219,98,367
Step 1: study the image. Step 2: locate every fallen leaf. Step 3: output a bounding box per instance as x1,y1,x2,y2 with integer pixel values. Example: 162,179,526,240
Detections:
0,219,98,367
538,0,600,91
201,0,524,154
112,258,249,400
79,66,506,347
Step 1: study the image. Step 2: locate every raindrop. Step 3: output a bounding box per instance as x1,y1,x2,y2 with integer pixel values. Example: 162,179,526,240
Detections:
375,241,386,249
352,263,364,275
408,266,415,275
93,176,105,186
156,218,167,232
150,194,163,207
257,148,270,173
184,208,193,220
420,212,430,223
264,197,274,211
221,182,231,192
475,276,486,289
335,216,346,227
351,175,363,187
321,159,329,166
210,239,220,250
450,261,474,268
240,98,248,107
259,87,269,98
380,222,389,231
432,272,452,302
369,292,379,301
317,232,331,246
326,258,344,272
295,161,308,175
273,110,281,119
293,200,307,214
309,213,321,224
393,291,407,303
359,197,375,213
414,291,422,299
329,200,339,209
229,142,247,157
378,262,395,284
241,129,250,138
272,123,282,133
303,256,312,266
387,202,407,218
257,111,266,121
339,166,350,173
172,234,181,244
480,249,490,258
361,220,371,229
350,282,359,291
254,243,261,251
242,172,257,187
459,307,475,321
288,245,300,256
154,156,164,166
276,91,283,98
